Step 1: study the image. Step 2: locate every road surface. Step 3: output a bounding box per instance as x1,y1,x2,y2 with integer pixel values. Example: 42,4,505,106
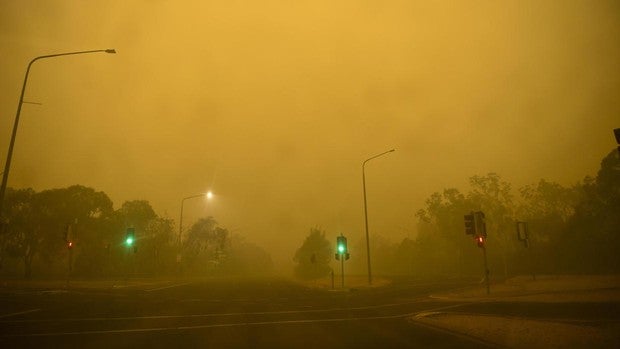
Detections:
1,276,616,348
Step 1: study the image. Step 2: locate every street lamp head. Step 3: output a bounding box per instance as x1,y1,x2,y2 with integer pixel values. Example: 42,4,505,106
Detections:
105,49,116,54
206,191,213,200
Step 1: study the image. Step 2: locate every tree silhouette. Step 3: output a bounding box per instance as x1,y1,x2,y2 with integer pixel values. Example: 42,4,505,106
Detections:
293,227,332,280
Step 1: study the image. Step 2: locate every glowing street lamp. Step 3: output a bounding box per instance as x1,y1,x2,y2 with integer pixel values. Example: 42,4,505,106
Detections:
178,191,213,244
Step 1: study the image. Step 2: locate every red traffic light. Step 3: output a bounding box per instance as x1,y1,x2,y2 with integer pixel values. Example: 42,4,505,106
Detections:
476,235,485,248
67,241,74,249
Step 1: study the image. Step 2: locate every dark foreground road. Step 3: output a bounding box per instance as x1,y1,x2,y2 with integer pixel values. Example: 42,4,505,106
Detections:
0,277,497,348
4,276,618,348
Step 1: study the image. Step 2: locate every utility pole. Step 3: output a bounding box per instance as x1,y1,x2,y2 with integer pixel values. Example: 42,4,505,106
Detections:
362,149,395,285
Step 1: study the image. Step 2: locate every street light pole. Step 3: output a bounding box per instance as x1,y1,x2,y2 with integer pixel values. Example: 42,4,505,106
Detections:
362,148,395,285
178,192,212,244
0,49,116,219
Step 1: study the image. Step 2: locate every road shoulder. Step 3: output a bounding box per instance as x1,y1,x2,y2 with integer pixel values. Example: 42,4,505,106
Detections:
410,275,620,348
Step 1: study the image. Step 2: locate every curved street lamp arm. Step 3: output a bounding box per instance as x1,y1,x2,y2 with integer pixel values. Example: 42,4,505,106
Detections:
178,193,209,244
0,48,116,217
30,49,116,63
182,194,207,202
363,149,395,168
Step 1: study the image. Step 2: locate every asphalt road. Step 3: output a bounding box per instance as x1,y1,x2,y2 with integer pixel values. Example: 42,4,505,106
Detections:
1,276,615,348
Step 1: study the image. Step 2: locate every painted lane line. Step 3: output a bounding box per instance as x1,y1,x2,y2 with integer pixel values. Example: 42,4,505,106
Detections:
1,313,414,338
0,304,473,338
0,296,452,324
0,309,41,319
0,299,429,324
145,282,193,292
1,308,347,323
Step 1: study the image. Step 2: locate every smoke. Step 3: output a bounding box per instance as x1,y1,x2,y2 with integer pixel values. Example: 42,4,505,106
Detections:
1,0,619,267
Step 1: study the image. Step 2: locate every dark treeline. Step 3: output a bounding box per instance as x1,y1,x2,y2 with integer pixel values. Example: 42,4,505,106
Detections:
293,149,619,280
383,149,620,278
0,186,272,278
3,150,618,280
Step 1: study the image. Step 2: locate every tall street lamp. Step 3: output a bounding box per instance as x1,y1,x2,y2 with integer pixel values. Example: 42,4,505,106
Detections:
178,191,213,244
0,49,116,218
362,149,395,285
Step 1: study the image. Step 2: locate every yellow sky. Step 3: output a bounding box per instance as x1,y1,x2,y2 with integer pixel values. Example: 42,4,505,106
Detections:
1,1,618,263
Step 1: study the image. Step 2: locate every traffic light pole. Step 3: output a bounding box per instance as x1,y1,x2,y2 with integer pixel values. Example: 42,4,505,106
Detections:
341,254,345,288
124,245,133,282
335,235,350,288
517,221,536,281
65,247,73,288
482,245,490,295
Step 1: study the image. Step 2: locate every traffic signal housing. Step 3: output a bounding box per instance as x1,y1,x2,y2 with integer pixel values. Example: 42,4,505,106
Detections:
335,235,350,261
464,213,476,235
125,228,135,246
466,211,487,248
337,235,347,254
475,211,487,237
516,221,530,248
465,211,487,237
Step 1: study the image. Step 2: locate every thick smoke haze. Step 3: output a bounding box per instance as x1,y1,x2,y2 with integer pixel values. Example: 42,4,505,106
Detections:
1,1,619,266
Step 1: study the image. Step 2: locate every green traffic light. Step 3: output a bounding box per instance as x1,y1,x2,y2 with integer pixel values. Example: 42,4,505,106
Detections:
336,235,348,255
125,227,135,246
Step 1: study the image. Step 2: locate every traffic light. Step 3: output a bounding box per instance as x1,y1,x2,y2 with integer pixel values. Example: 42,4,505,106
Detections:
516,221,530,248
335,235,350,261
337,236,347,254
476,235,485,248
125,228,135,246
64,224,70,242
464,213,476,235
475,211,487,237
64,223,74,249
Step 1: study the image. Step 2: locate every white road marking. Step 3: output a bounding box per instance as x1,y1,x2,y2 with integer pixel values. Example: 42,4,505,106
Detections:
0,302,473,338
0,297,433,324
0,309,41,319
1,313,412,337
145,282,193,292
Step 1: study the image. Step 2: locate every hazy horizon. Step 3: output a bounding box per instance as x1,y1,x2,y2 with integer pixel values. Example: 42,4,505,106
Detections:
1,1,618,265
